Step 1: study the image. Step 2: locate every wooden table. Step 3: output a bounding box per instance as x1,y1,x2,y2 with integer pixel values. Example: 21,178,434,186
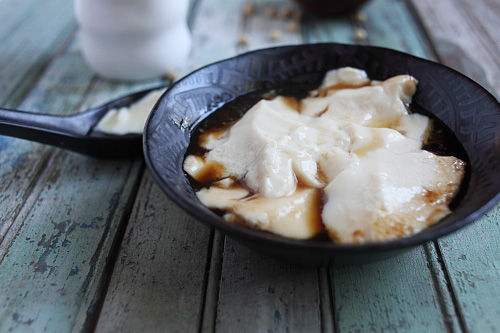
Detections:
0,0,499,332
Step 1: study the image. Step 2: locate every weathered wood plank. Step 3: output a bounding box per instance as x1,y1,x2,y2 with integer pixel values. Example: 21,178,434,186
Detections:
411,0,500,330
0,22,157,333
215,240,321,332
0,0,44,43
0,0,76,108
332,248,450,332
210,1,324,332
0,48,95,258
437,206,500,332
94,1,222,332
410,0,500,97
362,0,433,59
96,1,322,332
304,0,432,59
71,75,166,333
94,173,212,333
0,150,141,332
301,0,463,331
0,2,77,237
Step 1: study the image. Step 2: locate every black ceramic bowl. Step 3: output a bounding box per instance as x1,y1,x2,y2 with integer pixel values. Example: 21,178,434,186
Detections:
144,43,500,266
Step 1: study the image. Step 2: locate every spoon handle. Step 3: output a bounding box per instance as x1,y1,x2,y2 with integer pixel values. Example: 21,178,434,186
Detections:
0,84,167,159
0,108,118,158
0,108,91,137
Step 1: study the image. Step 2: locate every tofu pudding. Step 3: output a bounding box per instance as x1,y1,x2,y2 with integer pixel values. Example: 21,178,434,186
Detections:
183,67,466,244
96,89,166,135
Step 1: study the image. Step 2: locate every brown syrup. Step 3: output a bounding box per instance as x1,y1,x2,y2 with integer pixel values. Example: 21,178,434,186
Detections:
193,160,226,183
184,83,470,241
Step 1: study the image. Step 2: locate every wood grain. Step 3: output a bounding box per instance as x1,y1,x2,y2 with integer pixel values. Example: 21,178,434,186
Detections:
304,0,432,59
0,49,94,259
95,173,212,333
437,205,500,332
0,149,141,332
332,247,450,332
215,240,321,333
0,32,156,333
410,0,500,97
0,0,76,108
94,1,228,332
302,0,463,331
0,0,498,332
208,1,326,332
411,0,500,330
0,0,45,43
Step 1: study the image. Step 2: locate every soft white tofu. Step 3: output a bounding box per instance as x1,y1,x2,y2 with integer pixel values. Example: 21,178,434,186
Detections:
196,186,249,210
322,149,465,243
231,188,323,240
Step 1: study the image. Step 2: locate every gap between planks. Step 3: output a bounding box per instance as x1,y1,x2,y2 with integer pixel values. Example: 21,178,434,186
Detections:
424,243,469,333
81,163,147,333
302,0,464,331
0,73,99,262
198,231,225,333
403,3,469,331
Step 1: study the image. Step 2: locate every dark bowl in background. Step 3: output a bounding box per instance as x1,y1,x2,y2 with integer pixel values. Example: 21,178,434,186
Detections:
144,43,500,266
294,0,371,16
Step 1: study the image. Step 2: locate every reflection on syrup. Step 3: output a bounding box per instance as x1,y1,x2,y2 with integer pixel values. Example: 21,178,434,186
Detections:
193,160,226,183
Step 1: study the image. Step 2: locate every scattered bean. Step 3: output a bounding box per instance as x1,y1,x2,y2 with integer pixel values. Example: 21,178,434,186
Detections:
269,29,282,41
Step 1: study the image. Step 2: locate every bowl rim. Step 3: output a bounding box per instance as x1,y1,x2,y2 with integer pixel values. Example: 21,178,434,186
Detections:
144,42,500,254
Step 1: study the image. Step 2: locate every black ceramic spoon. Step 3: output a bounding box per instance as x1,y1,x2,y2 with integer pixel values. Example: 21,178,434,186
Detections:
0,85,167,159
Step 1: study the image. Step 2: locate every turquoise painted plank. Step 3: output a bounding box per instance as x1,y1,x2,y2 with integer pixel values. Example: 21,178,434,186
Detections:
410,0,499,97
213,1,324,331
301,0,462,331
302,14,354,45
215,239,321,332
0,151,139,332
362,0,433,59
0,0,76,108
95,173,212,333
0,49,96,254
0,24,153,333
0,56,150,333
303,0,432,59
0,0,43,43
333,248,449,332
437,206,500,332
96,0,244,330
188,0,243,69
411,0,500,330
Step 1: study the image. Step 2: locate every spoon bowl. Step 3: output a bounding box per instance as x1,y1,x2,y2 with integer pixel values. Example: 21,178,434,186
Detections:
0,85,167,159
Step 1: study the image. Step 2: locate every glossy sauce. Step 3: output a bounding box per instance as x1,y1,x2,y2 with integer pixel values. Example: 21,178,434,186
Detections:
185,84,469,241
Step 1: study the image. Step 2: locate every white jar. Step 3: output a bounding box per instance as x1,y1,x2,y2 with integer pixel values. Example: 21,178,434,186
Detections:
74,0,191,81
